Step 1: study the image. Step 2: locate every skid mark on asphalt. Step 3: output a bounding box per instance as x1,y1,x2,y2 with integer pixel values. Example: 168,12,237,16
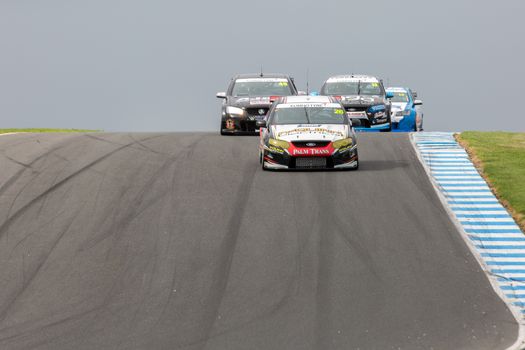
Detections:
413,132,525,331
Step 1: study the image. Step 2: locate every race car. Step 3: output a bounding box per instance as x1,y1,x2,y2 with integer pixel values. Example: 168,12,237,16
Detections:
320,74,393,132
257,96,358,170
387,87,423,131
216,73,300,135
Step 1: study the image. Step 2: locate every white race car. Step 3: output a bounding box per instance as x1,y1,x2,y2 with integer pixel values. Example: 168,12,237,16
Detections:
257,96,358,170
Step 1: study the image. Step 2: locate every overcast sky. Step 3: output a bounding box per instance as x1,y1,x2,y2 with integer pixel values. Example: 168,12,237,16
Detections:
1,0,524,132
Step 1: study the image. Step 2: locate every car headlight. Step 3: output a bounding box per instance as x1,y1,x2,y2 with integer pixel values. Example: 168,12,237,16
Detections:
332,138,353,149
226,106,245,116
395,110,411,117
268,138,290,149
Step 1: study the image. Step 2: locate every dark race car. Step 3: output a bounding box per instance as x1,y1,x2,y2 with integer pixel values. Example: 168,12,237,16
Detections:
257,96,358,170
216,73,300,135
320,75,393,132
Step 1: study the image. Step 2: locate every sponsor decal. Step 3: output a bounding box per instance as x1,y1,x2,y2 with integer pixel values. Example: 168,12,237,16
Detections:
369,105,386,112
343,96,375,103
277,103,330,109
334,108,344,115
326,76,379,83
291,148,330,156
250,97,271,105
277,127,344,138
347,111,367,118
306,142,317,147
278,82,289,87
268,146,284,154
226,119,235,130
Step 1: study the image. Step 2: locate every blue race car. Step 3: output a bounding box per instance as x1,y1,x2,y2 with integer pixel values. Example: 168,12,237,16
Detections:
386,87,423,131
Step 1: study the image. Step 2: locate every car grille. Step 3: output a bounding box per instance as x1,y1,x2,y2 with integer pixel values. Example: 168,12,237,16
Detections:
292,141,331,148
295,157,327,169
345,106,368,112
246,108,269,117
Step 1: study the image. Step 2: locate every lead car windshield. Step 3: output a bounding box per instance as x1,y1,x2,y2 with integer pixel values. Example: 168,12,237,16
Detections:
322,82,382,96
271,106,347,125
232,79,292,96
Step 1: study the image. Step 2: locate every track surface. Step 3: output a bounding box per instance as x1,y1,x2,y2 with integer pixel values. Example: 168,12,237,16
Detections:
0,132,518,350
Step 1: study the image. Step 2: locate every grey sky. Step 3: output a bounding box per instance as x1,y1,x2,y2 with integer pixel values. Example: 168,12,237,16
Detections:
1,0,524,132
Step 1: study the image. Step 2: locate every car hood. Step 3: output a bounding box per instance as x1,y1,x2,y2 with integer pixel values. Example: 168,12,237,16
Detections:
339,95,384,107
228,96,274,108
391,102,408,111
271,124,348,142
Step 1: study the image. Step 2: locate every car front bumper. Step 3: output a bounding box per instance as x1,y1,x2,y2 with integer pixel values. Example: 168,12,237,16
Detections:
262,146,358,170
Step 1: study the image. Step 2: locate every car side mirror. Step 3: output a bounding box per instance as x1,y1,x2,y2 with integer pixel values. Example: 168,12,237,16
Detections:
256,120,267,128
414,99,423,106
386,91,394,99
216,92,226,99
297,91,307,96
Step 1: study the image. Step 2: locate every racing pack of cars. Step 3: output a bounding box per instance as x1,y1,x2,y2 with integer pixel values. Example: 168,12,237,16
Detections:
216,73,423,170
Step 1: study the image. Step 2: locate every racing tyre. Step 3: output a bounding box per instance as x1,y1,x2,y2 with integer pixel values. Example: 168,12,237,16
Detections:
352,151,359,170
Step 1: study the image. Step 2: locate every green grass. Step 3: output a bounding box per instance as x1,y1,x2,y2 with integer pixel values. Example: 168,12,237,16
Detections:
0,128,100,134
458,132,525,229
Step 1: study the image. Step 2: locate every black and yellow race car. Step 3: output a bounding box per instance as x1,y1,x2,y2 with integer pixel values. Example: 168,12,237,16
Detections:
216,73,301,135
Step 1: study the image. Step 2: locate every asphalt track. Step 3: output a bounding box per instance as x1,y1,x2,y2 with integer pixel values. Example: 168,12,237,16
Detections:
0,132,519,350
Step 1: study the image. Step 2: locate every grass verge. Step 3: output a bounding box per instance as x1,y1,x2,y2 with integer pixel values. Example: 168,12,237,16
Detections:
0,128,100,134
457,132,525,231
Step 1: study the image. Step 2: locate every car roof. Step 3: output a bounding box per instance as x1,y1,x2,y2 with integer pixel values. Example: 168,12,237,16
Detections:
232,73,291,80
280,96,333,104
326,74,380,83
387,87,409,92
